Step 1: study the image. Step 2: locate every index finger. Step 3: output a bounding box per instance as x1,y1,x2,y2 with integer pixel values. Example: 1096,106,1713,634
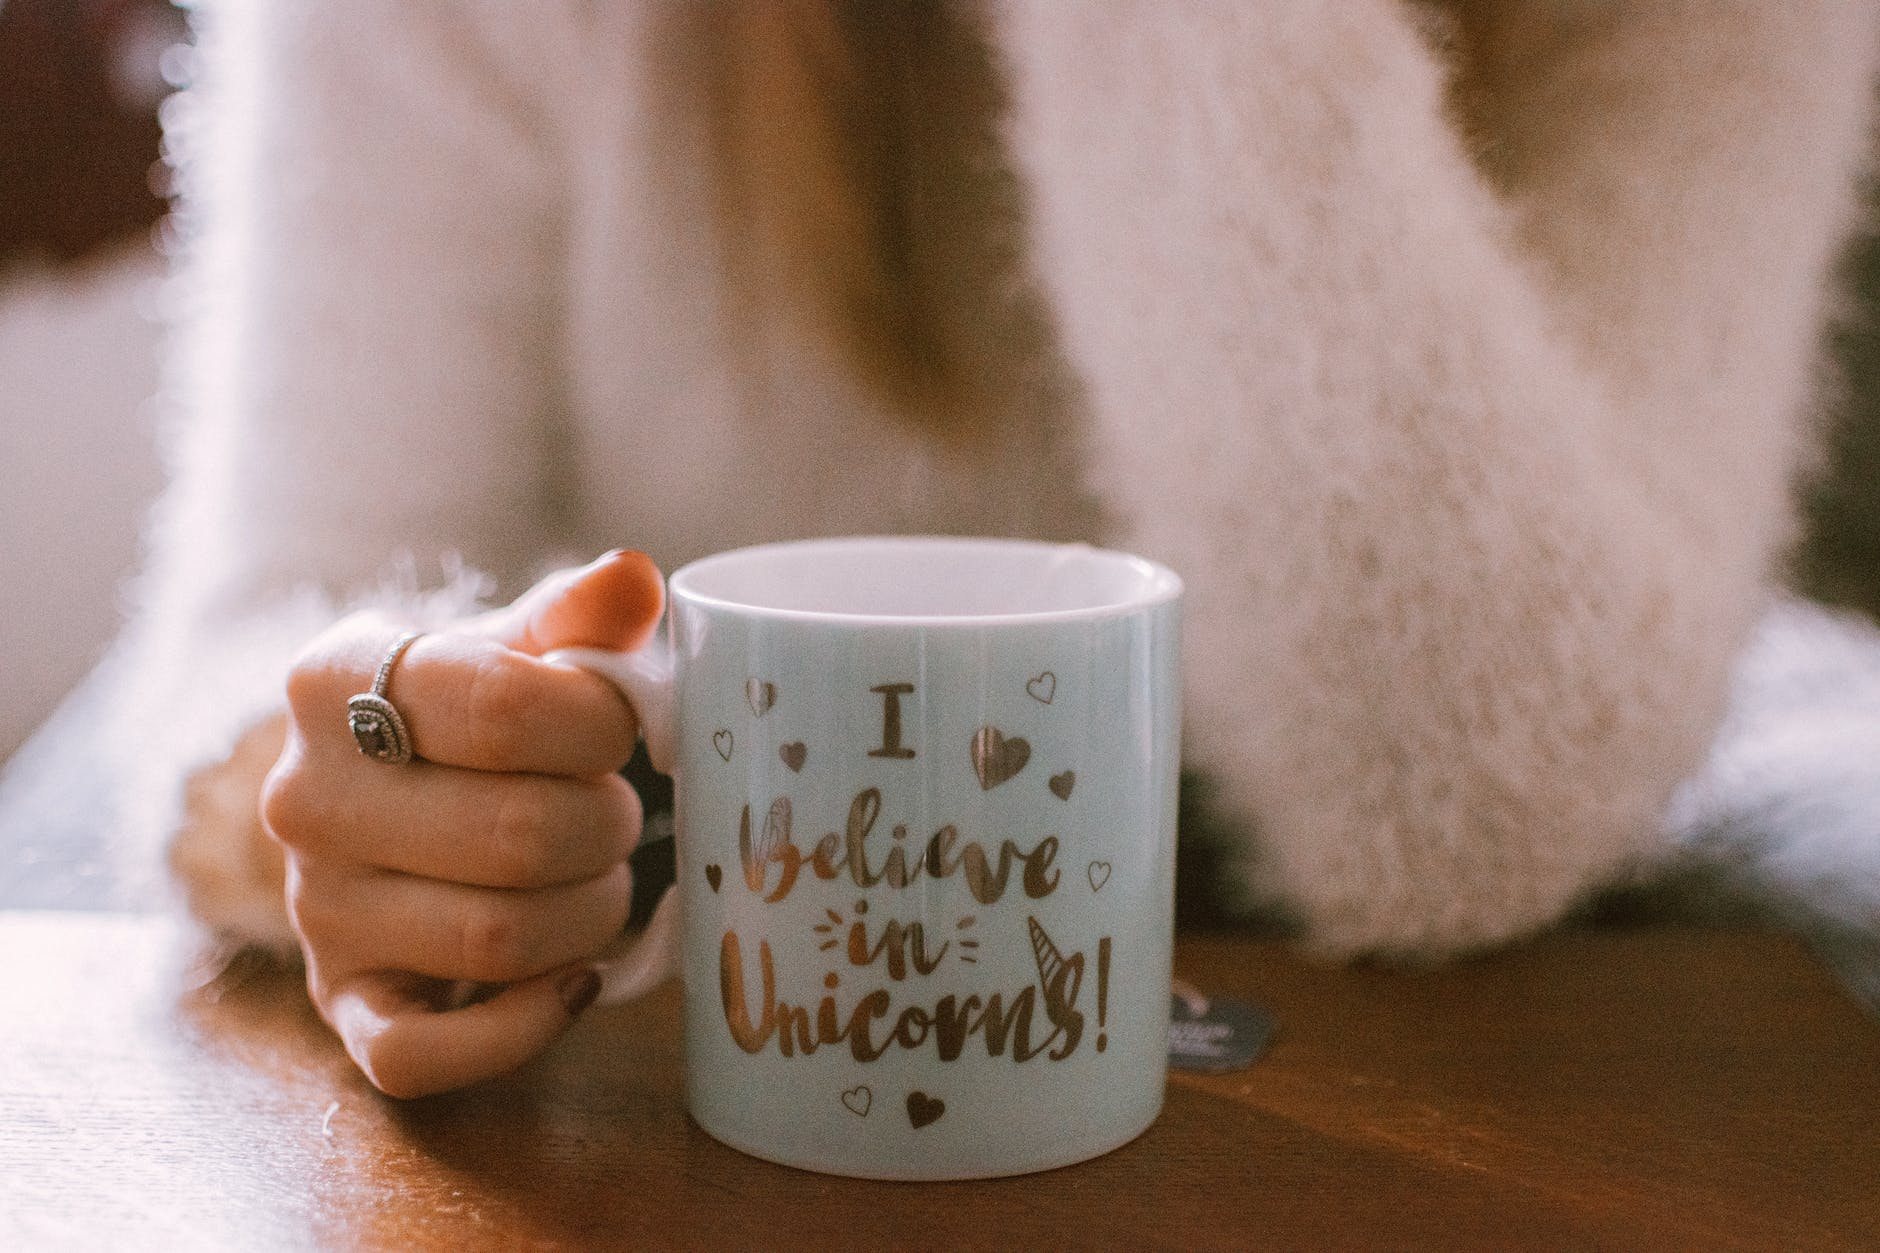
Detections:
290,617,639,776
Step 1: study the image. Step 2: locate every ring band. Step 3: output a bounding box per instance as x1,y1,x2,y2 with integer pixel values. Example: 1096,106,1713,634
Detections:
347,630,422,764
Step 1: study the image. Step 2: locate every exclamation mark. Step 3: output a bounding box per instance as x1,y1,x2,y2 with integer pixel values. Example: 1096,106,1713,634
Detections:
1095,936,1111,1052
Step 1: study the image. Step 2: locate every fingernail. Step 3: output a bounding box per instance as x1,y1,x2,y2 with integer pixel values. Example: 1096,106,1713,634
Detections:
558,968,602,1017
558,551,663,652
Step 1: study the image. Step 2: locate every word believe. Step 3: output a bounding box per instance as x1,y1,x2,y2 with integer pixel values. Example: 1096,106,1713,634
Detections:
737,787,1060,906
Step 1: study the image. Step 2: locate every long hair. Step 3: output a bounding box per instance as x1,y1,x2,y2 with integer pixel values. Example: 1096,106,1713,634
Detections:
709,1,1047,433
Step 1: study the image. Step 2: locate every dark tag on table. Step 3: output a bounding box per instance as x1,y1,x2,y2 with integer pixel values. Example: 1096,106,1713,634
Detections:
1167,986,1275,1073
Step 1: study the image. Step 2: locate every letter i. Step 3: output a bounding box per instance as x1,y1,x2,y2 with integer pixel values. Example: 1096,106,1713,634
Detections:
868,683,916,759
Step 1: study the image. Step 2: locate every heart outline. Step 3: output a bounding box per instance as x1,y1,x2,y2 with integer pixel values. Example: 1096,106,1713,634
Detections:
1087,861,1112,892
970,727,1030,790
905,1091,946,1129
842,1085,872,1117
712,729,734,761
1049,770,1076,801
779,742,807,773
1026,672,1057,704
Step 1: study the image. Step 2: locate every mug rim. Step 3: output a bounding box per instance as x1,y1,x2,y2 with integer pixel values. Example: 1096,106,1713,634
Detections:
667,535,1182,627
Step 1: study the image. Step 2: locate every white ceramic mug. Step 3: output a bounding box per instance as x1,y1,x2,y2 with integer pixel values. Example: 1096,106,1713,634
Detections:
551,536,1182,1180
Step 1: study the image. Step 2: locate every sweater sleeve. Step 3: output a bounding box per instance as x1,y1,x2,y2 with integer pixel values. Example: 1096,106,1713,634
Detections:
992,0,1879,953
104,1,576,946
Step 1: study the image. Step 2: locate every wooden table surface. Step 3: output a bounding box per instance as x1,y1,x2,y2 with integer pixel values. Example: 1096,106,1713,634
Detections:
2,911,1877,1251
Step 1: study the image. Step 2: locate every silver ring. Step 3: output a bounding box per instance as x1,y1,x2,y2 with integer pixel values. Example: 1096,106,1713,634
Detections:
347,630,422,764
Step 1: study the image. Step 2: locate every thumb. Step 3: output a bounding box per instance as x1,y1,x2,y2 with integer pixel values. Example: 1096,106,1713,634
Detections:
475,550,665,657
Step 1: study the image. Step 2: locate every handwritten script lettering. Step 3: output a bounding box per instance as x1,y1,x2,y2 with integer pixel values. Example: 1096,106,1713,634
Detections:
722,931,1089,1063
713,677,1115,1079
737,788,1059,905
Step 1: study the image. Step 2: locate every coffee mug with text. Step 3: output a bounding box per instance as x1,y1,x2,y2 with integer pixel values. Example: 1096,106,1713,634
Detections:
550,536,1182,1180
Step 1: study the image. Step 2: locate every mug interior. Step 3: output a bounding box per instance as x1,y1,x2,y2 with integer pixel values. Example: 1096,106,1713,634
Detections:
669,536,1180,623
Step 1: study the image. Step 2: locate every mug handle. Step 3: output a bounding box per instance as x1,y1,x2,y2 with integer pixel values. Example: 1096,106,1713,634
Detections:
544,643,682,1007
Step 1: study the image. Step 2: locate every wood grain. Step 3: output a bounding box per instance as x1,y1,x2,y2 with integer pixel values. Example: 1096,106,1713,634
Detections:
2,913,1876,1250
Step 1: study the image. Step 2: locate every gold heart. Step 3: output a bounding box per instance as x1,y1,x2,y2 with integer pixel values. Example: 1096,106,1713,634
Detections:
712,729,734,761
1087,861,1112,892
970,727,1030,790
746,679,777,717
841,1085,872,1117
1026,671,1057,704
779,742,807,773
905,1090,946,1129
1049,770,1075,801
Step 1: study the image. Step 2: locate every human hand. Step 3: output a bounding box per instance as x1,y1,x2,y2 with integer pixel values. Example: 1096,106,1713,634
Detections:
262,551,665,1097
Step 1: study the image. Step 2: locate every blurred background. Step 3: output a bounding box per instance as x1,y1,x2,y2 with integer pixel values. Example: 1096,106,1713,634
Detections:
2,0,179,760
2,0,1878,767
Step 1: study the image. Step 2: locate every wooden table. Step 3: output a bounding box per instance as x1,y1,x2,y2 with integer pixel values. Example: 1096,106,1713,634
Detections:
3,912,1877,1250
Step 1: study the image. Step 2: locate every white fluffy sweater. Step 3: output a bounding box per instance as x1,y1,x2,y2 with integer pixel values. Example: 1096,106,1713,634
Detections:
11,1,1880,965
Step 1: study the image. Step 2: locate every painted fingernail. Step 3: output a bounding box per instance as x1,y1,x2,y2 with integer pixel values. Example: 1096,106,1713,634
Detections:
558,968,602,1017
